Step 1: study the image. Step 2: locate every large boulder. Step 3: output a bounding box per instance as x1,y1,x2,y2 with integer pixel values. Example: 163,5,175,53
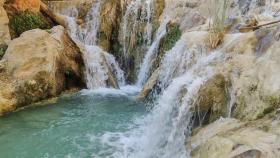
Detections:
219,28,280,121
0,26,85,115
189,115,280,158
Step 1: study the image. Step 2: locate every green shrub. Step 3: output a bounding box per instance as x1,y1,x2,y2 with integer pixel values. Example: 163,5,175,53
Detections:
0,44,8,60
9,11,52,38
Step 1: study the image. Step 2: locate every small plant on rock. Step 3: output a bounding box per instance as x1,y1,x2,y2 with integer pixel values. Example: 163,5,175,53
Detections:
0,44,8,60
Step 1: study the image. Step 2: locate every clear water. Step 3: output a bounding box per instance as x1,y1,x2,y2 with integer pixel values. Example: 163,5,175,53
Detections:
0,87,146,158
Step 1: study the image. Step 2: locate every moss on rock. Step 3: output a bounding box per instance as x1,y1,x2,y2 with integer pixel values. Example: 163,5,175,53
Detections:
155,22,182,67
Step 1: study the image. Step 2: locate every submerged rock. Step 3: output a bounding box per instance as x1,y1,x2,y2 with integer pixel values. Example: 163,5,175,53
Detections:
0,26,85,115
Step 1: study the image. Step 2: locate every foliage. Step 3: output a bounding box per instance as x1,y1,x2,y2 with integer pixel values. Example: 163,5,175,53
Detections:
207,0,230,49
9,11,52,38
155,23,182,67
0,44,8,60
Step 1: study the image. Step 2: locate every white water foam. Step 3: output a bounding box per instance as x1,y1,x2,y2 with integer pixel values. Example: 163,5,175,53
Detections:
80,85,141,97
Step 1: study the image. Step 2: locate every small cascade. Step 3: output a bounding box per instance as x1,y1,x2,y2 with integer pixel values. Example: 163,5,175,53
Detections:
65,1,101,45
158,33,208,89
83,46,125,89
136,0,189,86
136,19,168,86
61,1,125,89
121,0,154,60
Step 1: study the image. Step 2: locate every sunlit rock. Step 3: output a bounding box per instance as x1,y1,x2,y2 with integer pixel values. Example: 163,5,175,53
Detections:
11,0,40,12
0,26,85,115
0,0,10,58
189,115,280,158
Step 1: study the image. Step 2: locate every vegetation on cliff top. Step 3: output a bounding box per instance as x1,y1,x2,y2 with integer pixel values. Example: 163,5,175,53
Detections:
9,11,52,38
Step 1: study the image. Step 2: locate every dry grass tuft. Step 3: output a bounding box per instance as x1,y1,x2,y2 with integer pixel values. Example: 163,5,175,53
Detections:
206,0,230,49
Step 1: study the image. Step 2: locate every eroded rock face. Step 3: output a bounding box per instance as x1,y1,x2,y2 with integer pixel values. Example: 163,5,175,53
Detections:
0,1,10,45
219,28,280,121
11,0,40,12
97,0,121,51
0,26,85,115
193,74,228,124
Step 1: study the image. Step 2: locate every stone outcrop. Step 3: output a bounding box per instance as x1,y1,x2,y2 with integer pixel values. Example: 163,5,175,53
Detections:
183,1,280,156
189,115,280,158
0,26,85,115
138,68,160,99
0,0,10,45
0,0,11,59
97,0,122,51
193,74,229,124
219,28,280,121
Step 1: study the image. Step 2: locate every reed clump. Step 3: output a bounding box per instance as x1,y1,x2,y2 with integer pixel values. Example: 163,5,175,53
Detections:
206,0,230,49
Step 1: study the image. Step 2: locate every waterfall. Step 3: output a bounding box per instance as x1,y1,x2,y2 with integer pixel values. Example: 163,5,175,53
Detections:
136,0,189,86
62,1,125,89
65,1,101,45
121,0,154,60
112,48,224,158
83,45,125,89
136,19,168,86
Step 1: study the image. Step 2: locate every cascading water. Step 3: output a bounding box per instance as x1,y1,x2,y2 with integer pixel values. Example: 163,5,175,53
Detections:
136,0,189,86
64,0,222,157
63,1,125,89
108,32,225,157
121,0,154,60
136,19,168,86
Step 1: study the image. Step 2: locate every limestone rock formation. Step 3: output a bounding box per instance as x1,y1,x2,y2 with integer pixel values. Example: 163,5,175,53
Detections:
97,0,122,51
193,74,229,124
218,28,280,121
0,26,85,115
138,68,160,99
0,0,11,58
189,115,280,158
